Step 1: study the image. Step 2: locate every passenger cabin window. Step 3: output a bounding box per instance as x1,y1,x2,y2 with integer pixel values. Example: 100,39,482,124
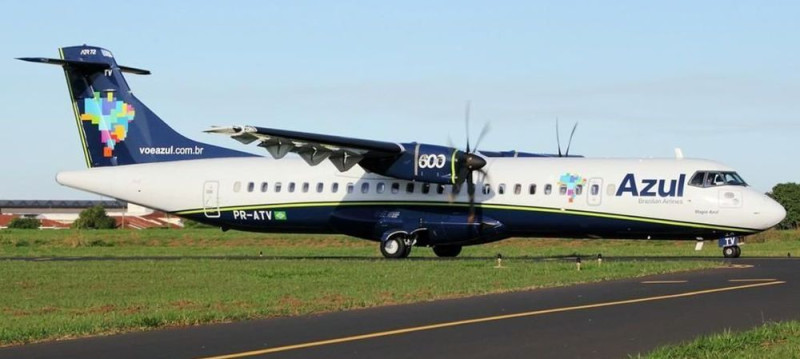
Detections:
361,182,370,193
347,182,354,194
514,184,522,195
391,182,400,194
247,182,255,193
591,184,600,196
436,184,445,195
529,184,537,195
544,184,552,195
377,182,386,194
689,171,747,188
302,182,309,193
274,182,282,193
288,182,296,193
261,182,268,192
422,183,431,194
483,184,491,195
233,181,242,193
316,183,324,193
406,183,415,193
498,184,506,195
575,184,583,196
331,183,339,193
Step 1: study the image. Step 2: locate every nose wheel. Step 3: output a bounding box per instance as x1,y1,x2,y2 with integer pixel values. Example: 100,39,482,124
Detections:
723,245,741,258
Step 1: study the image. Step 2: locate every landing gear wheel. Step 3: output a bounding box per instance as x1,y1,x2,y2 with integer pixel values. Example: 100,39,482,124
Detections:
401,242,413,258
432,245,462,258
723,245,741,258
380,236,408,259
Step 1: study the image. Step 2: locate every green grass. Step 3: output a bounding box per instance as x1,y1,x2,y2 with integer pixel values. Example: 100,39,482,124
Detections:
0,229,796,346
638,321,800,358
0,228,798,258
0,256,715,346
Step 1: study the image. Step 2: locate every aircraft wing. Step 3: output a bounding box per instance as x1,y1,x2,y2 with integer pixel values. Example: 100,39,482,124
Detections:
205,126,405,171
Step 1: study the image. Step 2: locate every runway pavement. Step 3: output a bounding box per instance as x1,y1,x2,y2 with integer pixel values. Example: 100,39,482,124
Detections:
1,258,798,359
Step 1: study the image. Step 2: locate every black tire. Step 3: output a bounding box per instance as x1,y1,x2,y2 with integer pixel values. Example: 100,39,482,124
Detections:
433,245,462,258
380,236,407,259
723,246,737,258
733,245,742,258
401,242,413,258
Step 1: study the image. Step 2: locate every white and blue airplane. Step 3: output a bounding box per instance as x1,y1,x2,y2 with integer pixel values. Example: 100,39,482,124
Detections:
19,45,786,258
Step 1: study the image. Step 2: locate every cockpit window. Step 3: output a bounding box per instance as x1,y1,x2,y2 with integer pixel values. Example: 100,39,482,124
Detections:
689,171,747,188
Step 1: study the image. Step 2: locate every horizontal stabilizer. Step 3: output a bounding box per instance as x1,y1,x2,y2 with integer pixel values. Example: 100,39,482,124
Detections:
16,57,150,75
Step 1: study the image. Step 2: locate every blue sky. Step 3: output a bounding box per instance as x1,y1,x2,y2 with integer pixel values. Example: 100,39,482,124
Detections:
1,1,798,199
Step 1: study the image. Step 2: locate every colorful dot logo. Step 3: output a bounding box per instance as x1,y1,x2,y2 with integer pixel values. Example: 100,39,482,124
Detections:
558,173,587,203
79,91,135,158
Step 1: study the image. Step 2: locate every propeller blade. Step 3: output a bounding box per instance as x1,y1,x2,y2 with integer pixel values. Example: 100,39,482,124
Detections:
466,170,476,223
565,122,578,157
465,101,471,153
556,117,562,157
466,168,493,225
472,122,491,153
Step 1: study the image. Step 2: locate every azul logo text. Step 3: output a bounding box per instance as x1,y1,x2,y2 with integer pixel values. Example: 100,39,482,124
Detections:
616,173,686,197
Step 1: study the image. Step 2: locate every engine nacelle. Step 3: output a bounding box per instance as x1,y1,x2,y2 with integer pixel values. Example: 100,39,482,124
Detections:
360,143,457,184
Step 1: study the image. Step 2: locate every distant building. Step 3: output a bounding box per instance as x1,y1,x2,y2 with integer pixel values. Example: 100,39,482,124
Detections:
0,200,181,229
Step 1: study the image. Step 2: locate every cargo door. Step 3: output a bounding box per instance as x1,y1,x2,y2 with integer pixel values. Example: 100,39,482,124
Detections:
203,181,220,218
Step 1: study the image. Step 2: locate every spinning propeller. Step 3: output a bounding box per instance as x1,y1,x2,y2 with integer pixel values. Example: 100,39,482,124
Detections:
454,102,490,223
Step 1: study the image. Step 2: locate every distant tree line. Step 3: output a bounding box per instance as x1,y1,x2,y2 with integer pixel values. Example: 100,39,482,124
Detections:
768,183,800,230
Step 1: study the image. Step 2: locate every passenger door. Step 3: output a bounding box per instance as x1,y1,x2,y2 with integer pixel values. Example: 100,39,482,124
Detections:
587,178,603,206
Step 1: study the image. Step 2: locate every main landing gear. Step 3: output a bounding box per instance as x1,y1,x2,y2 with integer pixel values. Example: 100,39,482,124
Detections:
379,234,464,259
723,245,741,258
380,234,414,259
432,245,462,258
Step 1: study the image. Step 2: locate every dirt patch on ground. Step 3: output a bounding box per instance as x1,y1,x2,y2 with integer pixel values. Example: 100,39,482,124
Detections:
169,300,196,310
277,295,305,315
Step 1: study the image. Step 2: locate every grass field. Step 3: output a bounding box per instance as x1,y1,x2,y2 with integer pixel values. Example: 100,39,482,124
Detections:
0,228,798,258
0,229,797,346
638,321,800,358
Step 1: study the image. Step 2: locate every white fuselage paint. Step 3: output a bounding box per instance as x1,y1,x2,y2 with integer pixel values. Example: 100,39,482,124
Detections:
55,156,786,237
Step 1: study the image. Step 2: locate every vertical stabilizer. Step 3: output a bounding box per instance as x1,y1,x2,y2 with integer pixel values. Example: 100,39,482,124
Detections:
19,45,255,167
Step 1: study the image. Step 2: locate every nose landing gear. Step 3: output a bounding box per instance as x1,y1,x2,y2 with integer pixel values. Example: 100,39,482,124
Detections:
722,245,741,258
719,236,742,258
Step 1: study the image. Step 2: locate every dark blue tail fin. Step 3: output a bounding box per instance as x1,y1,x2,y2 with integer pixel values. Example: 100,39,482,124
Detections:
19,45,255,167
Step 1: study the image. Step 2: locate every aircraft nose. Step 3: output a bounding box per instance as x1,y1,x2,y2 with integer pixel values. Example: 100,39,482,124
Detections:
761,195,786,229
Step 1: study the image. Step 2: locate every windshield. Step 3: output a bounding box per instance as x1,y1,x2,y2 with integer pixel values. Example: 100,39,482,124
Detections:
689,171,748,188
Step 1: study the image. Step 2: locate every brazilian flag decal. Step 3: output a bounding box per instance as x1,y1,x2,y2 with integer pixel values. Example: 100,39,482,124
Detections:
274,211,287,221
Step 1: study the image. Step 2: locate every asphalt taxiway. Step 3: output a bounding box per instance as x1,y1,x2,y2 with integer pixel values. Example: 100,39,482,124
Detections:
1,258,798,359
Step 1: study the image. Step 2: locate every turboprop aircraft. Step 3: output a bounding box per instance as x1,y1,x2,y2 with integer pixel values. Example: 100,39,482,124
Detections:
19,45,786,258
